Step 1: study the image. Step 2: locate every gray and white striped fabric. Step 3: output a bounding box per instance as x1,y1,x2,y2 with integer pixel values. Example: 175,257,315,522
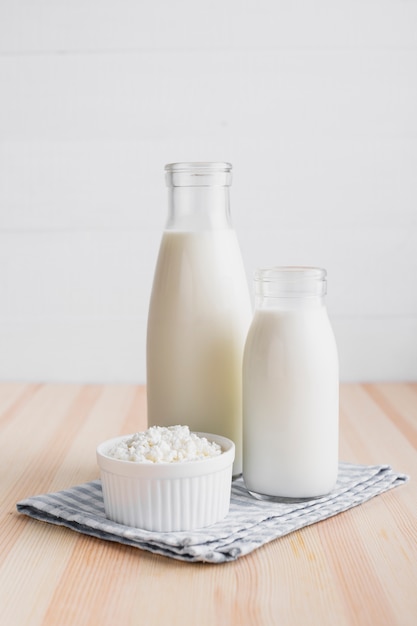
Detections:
17,462,407,563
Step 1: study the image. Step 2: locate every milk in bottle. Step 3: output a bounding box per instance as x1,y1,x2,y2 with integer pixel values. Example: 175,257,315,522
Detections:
146,163,252,475
243,267,339,499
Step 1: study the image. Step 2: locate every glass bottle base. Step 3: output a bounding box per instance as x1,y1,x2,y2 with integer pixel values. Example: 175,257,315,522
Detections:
247,489,331,503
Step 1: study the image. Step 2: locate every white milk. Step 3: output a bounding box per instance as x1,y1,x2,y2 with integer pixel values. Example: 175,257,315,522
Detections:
146,229,252,475
243,304,339,498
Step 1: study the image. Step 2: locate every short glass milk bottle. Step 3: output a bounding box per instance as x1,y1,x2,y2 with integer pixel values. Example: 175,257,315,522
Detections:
242,267,339,500
146,163,252,476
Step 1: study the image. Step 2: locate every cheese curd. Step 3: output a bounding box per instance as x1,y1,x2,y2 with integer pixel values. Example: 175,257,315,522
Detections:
106,425,222,463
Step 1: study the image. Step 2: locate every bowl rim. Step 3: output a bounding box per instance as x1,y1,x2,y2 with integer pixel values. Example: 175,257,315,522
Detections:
96,431,235,479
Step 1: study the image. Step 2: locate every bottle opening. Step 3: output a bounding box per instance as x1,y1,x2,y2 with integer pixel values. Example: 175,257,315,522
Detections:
254,266,327,298
165,162,232,188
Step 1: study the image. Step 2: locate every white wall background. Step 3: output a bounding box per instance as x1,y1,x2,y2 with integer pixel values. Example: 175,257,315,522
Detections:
0,0,416,383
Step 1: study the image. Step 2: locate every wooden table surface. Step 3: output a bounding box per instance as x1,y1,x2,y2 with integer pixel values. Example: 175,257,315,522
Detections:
1,382,416,626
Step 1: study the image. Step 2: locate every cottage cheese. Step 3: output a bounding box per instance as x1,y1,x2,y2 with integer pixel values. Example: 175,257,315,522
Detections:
106,425,222,463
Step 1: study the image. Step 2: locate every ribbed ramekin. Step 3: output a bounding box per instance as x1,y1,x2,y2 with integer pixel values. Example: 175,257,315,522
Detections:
96,432,235,532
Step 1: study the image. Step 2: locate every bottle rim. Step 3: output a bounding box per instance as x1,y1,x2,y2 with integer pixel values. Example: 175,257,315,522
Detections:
165,162,232,173
254,266,326,282
254,266,327,298
165,162,232,188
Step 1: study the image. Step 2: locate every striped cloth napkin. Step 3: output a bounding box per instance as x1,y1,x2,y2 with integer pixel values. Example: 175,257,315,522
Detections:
16,462,407,563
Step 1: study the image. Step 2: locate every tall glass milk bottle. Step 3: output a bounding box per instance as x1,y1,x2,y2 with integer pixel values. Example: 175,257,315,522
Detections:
146,162,252,475
243,267,339,499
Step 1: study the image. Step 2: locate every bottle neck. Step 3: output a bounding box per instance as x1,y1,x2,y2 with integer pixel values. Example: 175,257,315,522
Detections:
254,267,327,311
164,162,233,232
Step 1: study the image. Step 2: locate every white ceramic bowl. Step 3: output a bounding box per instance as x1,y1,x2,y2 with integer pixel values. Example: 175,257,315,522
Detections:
96,432,235,532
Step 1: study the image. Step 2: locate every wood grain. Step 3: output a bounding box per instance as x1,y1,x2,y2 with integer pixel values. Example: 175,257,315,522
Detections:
0,383,416,626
